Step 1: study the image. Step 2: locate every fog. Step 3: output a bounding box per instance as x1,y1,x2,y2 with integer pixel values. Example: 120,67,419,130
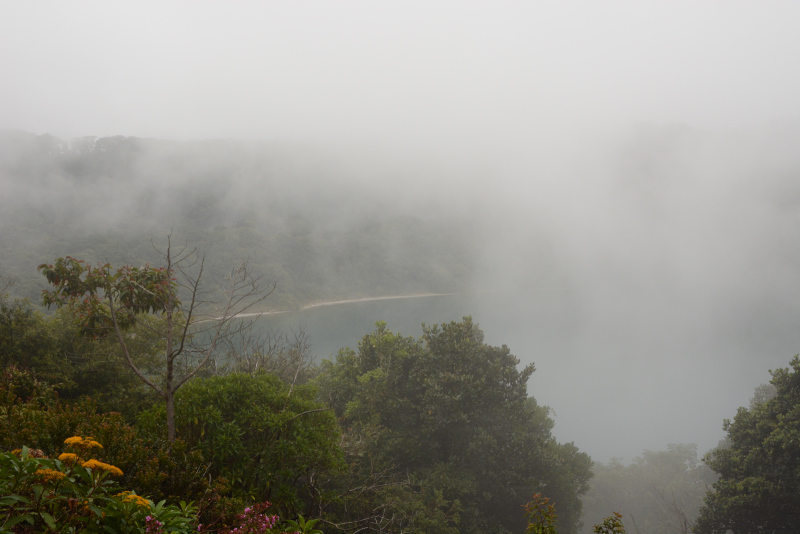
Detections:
3,2,800,461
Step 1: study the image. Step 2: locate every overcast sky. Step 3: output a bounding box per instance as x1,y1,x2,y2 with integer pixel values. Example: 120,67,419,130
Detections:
2,1,800,142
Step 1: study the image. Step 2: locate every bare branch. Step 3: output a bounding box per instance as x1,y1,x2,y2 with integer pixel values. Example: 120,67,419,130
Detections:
174,254,205,360
107,293,166,398
172,259,274,392
0,274,16,296
284,408,331,425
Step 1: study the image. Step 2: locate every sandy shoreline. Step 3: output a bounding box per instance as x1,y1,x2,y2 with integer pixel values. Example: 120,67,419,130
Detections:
216,292,454,321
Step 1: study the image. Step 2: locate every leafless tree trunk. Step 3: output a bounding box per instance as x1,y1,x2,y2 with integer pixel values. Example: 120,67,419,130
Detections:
0,274,16,296
657,487,693,534
107,236,274,440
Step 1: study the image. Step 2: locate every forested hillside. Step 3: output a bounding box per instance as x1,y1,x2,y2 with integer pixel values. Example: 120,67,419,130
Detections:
0,131,475,309
7,127,800,532
2,273,597,534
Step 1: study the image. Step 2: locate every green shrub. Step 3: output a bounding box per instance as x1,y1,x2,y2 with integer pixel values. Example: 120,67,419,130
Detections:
0,442,197,533
522,494,626,534
141,373,343,517
0,366,211,507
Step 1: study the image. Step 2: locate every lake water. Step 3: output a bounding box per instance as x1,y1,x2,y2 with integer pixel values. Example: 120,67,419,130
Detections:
243,288,800,463
250,293,482,360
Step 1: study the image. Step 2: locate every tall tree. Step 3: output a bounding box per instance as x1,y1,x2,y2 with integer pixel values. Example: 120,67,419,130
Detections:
38,238,272,440
317,317,592,534
694,357,800,533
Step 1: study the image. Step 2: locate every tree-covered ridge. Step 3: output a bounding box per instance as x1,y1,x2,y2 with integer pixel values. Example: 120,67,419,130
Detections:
316,318,592,534
694,358,800,533
0,131,475,308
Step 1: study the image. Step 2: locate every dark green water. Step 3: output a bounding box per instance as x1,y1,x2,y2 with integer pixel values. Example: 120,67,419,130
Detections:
250,294,481,360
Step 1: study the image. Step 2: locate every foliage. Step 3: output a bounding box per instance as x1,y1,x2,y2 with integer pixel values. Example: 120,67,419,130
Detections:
0,367,211,507
523,494,625,534
315,318,592,534
0,293,162,419
0,295,64,385
580,444,716,534
592,513,626,534
524,494,558,534
0,441,197,533
281,514,322,534
199,501,279,534
38,244,271,441
694,356,800,533
140,373,343,519
39,256,177,336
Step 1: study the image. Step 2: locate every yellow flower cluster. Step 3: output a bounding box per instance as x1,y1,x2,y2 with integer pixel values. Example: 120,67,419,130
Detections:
82,459,123,477
116,492,151,508
64,436,103,450
34,468,66,482
58,452,80,464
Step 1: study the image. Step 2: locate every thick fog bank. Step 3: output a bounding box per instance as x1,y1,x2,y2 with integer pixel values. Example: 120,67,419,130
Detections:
467,122,800,460
3,123,800,461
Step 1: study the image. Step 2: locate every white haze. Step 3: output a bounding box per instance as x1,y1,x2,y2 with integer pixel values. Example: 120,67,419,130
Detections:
3,1,800,461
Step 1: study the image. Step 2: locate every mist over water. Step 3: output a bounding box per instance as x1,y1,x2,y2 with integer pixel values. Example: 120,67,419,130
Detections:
3,121,800,464
468,124,800,460
244,122,800,462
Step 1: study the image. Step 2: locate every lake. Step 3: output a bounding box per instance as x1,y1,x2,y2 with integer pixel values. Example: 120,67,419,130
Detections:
242,287,800,464
249,293,483,360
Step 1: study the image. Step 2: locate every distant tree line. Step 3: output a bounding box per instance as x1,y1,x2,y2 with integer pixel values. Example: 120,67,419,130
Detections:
0,131,475,308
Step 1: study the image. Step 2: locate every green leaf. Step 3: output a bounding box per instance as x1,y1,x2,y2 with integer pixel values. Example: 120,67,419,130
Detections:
4,514,35,528
40,512,57,531
1,494,31,505
89,504,105,517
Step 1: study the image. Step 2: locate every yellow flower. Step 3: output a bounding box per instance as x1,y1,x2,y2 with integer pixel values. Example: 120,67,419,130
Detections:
82,459,123,477
121,494,151,508
64,436,103,453
34,469,66,482
64,436,103,450
115,491,149,507
58,452,79,464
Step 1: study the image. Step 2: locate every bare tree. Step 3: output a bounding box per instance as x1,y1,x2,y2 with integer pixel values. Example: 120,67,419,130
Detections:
39,236,274,440
657,487,693,534
0,274,16,296
213,325,315,384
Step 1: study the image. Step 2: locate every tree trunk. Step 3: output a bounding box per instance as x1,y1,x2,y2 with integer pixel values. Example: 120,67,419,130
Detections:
166,388,176,441
166,279,175,441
